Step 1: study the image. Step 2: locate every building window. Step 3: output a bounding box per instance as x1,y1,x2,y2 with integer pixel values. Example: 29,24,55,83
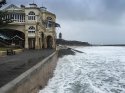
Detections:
28,26,35,33
28,11,36,20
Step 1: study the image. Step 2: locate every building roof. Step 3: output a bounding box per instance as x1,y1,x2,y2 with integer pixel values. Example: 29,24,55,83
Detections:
0,33,10,40
2,4,56,17
2,4,25,13
3,4,22,11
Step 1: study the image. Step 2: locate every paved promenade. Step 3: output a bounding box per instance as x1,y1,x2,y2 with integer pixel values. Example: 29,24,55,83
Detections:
0,49,55,87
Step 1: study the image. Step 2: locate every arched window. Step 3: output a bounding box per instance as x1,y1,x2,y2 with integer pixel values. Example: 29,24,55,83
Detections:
29,11,35,15
28,11,36,20
28,26,35,33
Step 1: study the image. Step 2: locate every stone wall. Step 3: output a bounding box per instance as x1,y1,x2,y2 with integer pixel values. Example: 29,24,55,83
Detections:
0,51,58,93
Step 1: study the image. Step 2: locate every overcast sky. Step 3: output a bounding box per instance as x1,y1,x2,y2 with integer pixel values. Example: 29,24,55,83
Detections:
6,0,125,44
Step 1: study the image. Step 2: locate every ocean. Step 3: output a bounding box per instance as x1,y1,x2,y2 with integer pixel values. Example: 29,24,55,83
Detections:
39,46,125,93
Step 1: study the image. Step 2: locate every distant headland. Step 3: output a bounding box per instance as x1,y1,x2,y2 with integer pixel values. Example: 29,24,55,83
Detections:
56,39,91,46
93,44,125,46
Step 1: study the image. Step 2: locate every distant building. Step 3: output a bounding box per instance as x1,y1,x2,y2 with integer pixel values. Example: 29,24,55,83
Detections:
0,3,60,49
59,32,62,39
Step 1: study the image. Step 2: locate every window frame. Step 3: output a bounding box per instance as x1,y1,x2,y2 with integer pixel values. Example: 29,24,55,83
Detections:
28,11,36,20
28,26,35,33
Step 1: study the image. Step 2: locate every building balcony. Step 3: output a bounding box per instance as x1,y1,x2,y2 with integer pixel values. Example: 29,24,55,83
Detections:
28,33,35,37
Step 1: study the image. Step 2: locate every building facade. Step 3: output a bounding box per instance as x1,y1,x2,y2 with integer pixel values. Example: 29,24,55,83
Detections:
0,4,59,49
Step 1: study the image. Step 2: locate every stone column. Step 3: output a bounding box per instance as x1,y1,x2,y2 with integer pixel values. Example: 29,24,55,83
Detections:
19,14,21,22
35,25,40,49
25,30,29,49
52,37,56,49
44,36,47,48
40,36,42,49
35,35,40,49
20,15,22,22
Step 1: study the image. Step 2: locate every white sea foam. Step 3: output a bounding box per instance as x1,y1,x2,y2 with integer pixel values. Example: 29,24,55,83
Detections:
39,46,125,93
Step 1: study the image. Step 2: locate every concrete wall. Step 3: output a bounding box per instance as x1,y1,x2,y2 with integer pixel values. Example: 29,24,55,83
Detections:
0,49,24,57
0,51,58,93
13,49,24,54
0,51,6,57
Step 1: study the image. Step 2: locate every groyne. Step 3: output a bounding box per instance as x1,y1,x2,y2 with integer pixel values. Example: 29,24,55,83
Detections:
0,51,58,93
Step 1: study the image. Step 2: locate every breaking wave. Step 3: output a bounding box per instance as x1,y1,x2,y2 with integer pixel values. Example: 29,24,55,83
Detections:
39,46,125,93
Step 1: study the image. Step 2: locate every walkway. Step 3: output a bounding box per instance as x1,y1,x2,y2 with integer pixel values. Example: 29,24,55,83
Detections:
0,49,55,87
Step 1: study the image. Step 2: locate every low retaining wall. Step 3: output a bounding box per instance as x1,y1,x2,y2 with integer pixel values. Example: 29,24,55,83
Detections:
0,49,24,57
13,49,24,54
0,51,58,93
0,51,6,56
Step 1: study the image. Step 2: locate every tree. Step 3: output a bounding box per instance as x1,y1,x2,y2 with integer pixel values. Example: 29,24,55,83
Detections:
0,0,6,8
0,11,13,27
0,0,13,27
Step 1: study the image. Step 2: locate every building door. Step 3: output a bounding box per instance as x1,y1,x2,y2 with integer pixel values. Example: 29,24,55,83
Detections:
41,32,44,48
28,38,35,49
47,36,53,48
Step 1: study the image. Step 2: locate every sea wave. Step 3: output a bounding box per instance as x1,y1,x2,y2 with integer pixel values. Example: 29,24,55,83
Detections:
39,46,125,93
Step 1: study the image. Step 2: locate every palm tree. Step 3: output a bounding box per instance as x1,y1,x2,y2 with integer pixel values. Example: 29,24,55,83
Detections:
0,0,6,8
0,0,13,27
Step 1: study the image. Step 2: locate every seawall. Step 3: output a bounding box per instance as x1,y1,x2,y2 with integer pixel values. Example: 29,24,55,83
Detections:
0,51,58,93
0,49,24,57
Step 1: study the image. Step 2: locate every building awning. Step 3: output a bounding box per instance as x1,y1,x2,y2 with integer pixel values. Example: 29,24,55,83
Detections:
42,20,61,28
49,21,61,27
0,33,10,40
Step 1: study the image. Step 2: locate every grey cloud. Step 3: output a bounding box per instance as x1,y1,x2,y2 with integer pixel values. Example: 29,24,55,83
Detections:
103,0,125,11
5,0,125,44
6,0,125,22
42,0,125,23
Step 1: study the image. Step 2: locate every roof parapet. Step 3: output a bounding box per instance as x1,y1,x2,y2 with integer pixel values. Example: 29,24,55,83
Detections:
20,5,25,9
29,3,37,8
40,6,47,11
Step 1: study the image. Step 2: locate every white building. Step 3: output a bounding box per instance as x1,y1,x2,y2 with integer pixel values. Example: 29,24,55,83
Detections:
0,3,60,49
